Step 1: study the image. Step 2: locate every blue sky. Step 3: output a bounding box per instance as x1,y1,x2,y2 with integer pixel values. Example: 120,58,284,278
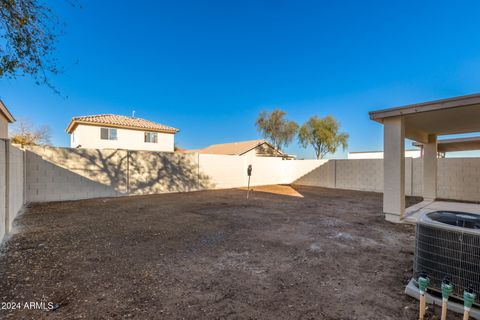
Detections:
2,0,480,158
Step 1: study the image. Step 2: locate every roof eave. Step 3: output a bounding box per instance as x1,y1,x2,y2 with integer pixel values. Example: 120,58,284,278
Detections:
0,99,15,123
238,140,284,156
369,93,480,121
66,120,179,134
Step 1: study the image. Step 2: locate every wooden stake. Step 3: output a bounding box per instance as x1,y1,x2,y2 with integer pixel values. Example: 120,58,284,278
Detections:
463,310,470,320
419,294,426,320
441,299,447,320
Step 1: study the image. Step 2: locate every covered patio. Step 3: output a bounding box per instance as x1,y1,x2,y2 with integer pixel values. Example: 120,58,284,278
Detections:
370,93,480,223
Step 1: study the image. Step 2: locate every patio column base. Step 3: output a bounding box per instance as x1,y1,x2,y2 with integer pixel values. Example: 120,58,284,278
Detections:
385,213,403,223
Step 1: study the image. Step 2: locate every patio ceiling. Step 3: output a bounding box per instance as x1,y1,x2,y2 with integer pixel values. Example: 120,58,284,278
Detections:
413,136,480,153
369,93,480,143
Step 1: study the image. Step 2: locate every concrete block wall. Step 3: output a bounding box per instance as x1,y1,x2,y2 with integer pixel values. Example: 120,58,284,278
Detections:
336,159,383,192
27,146,128,194
23,146,480,204
8,146,25,231
294,159,413,194
198,154,324,189
26,151,121,202
198,154,248,189
412,158,423,197
0,141,6,241
128,151,208,194
437,158,480,202
294,157,480,202
293,160,334,188
25,146,326,202
0,141,26,242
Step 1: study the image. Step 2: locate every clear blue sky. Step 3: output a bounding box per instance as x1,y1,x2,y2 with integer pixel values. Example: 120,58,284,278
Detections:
2,0,480,159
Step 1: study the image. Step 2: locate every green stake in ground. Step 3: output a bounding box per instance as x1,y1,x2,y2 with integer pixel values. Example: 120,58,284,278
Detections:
441,277,453,320
463,287,476,320
418,273,430,320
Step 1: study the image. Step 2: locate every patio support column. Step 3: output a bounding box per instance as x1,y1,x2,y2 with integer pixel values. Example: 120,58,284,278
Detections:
422,134,437,201
383,116,405,223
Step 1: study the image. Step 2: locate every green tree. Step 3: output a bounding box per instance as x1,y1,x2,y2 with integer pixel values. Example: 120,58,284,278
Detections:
0,0,69,91
298,115,349,159
255,109,298,151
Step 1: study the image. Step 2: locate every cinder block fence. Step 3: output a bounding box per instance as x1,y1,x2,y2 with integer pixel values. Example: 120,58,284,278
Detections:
2,143,480,242
0,140,26,241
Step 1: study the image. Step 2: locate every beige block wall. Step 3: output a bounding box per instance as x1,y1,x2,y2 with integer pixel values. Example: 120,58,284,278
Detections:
26,150,122,202
437,158,480,202
198,154,248,189
336,159,384,192
22,146,480,204
248,157,287,186
0,113,8,139
27,146,128,194
283,159,328,186
293,160,334,188
8,146,25,231
25,147,326,201
0,141,26,242
128,151,209,194
294,158,415,196
0,141,6,240
412,158,423,197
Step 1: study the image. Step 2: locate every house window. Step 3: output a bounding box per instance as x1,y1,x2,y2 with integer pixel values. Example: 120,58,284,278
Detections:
144,132,158,143
100,128,117,140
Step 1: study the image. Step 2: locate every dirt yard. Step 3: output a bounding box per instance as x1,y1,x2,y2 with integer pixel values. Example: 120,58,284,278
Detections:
0,185,460,319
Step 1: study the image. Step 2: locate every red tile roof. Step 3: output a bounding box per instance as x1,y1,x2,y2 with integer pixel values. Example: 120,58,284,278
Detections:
66,114,178,133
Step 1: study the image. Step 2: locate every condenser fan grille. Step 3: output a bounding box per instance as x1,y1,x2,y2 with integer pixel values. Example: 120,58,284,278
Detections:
414,214,480,305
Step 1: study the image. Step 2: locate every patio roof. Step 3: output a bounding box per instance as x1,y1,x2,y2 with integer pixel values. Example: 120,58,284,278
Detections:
413,136,480,153
369,93,480,143
369,93,480,223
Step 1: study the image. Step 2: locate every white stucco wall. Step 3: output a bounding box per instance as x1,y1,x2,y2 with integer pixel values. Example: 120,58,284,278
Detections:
70,124,175,152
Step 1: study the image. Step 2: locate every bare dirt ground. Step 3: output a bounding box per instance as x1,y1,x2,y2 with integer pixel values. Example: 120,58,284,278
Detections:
0,185,460,319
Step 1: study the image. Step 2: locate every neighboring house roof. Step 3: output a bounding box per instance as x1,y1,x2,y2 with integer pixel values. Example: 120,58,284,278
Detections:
66,114,179,134
0,99,15,123
193,139,284,156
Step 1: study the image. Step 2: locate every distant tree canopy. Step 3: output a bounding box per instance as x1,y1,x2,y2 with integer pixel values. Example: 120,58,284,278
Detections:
256,109,298,151
10,118,51,146
0,0,64,91
298,115,349,159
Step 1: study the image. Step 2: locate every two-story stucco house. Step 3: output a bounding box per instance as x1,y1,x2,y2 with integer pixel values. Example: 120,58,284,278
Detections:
66,114,179,151
0,100,15,139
